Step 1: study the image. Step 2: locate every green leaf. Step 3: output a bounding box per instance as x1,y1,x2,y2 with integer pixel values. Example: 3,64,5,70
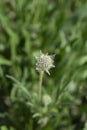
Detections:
1,126,8,130
0,56,11,65
6,75,31,99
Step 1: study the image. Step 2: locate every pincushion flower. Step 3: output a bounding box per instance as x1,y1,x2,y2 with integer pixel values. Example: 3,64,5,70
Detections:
35,51,55,75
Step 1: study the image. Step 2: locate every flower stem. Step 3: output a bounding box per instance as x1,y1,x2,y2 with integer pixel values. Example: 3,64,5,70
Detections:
39,71,44,104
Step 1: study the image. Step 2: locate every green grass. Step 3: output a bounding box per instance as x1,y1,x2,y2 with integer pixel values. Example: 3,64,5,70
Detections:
0,0,87,130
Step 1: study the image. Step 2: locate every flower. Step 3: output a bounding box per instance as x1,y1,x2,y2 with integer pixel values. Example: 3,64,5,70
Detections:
35,51,55,75
42,94,52,106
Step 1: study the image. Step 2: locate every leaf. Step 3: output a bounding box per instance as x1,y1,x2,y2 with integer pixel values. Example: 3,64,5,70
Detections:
1,126,8,130
79,56,87,65
6,75,31,99
83,122,87,130
32,113,42,118
0,56,11,65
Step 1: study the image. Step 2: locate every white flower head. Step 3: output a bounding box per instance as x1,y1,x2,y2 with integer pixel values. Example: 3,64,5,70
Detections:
43,94,52,106
35,51,55,75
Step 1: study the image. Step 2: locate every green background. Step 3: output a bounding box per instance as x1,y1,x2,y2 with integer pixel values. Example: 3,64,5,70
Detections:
0,0,87,130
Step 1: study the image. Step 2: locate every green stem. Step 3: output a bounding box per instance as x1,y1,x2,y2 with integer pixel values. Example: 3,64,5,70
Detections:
39,71,44,104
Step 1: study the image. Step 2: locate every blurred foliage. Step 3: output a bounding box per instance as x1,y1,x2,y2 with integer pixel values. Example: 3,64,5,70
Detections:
0,0,87,130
